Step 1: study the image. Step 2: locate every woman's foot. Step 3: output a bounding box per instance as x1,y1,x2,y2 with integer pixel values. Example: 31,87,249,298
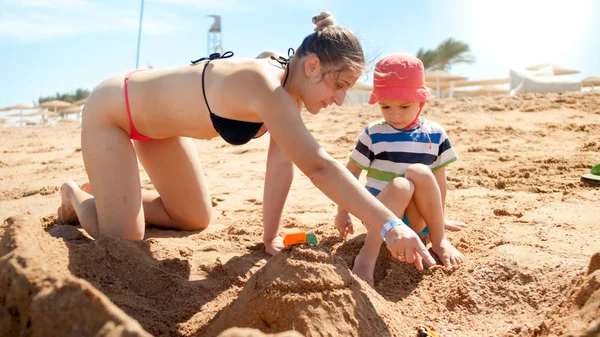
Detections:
57,181,80,224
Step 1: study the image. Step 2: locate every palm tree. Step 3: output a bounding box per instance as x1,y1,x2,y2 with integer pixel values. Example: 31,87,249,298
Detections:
434,38,475,71
416,48,438,71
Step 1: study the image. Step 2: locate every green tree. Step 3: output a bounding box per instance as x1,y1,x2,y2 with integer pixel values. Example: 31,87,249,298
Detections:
38,88,90,104
416,48,438,71
416,38,476,71
434,38,475,71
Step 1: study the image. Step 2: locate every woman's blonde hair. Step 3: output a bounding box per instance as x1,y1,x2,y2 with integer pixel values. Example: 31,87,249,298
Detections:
295,11,365,78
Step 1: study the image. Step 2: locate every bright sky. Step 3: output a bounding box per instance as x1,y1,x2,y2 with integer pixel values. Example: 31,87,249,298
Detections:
1,0,598,107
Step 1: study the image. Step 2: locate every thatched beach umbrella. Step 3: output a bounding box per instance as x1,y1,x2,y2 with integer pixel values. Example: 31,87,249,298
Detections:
582,76,600,88
350,82,373,91
0,104,39,126
9,109,54,117
8,109,55,126
39,100,73,112
58,105,83,121
0,104,35,111
526,64,580,76
424,70,468,98
455,85,508,97
73,98,87,106
39,100,74,123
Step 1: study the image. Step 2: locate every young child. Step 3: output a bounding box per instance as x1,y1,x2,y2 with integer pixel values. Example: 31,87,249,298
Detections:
335,53,465,285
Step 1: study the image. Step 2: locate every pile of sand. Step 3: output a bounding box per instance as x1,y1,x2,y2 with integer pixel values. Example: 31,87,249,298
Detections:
0,216,151,337
522,253,600,336
202,247,401,336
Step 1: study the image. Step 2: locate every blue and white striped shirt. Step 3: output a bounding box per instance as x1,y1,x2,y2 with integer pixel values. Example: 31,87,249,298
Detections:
349,118,457,196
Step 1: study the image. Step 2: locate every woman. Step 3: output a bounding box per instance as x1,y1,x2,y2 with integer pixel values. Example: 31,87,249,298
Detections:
58,12,437,269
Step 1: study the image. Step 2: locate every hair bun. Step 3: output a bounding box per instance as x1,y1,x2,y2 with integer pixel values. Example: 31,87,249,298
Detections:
312,11,335,32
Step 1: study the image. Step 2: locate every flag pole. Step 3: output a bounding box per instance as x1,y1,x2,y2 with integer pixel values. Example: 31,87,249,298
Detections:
135,0,145,69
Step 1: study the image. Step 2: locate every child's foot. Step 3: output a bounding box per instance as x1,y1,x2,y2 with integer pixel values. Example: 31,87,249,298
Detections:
444,219,466,232
432,239,465,267
57,181,79,224
352,253,376,286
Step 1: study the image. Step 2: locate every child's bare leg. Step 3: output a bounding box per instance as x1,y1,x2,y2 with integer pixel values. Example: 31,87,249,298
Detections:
353,177,414,285
405,164,464,266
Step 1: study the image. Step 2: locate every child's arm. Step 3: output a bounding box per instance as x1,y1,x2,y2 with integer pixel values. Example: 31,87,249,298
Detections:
346,160,363,180
335,160,363,239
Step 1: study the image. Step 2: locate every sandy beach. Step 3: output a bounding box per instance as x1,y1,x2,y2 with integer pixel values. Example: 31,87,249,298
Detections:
1,91,599,337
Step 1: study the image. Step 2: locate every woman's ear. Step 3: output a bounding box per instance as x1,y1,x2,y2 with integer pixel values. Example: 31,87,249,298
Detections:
303,54,321,78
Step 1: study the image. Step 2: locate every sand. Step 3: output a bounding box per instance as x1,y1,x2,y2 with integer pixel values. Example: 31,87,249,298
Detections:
0,91,599,337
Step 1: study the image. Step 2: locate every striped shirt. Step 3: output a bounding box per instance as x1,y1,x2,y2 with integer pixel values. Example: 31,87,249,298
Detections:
349,117,457,196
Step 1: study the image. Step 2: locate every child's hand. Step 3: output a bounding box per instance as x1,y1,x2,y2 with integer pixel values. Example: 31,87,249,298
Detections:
263,236,284,256
384,224,437,270
444,219,467,232
335,210,354,240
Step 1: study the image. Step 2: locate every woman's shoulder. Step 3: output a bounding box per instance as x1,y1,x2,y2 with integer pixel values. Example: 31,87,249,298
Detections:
222,56,284,88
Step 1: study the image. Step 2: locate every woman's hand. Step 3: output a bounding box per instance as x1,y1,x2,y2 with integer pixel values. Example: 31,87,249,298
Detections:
384,224,437,270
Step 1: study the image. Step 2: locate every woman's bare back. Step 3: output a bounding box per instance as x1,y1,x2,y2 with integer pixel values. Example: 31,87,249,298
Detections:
88,57,286,140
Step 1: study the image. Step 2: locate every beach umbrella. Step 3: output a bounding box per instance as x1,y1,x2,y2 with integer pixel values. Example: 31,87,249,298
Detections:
39,100,74,112
73,98,87,106
34,108,58,125
39,100,75,123
582,76,600,88
350,82,373,91
526,64,580,76
58,106,82,114
0,104,36,111
9,109,55,117
58,106,83,121
424,70,467,82
7,109,55,126
424,70,468,98
454,85,508,97
0,104,40,126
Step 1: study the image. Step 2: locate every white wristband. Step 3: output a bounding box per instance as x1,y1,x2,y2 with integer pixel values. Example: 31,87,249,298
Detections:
380,219,403,240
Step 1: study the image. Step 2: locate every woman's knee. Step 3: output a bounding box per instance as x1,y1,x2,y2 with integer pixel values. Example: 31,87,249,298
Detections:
171,206,212,231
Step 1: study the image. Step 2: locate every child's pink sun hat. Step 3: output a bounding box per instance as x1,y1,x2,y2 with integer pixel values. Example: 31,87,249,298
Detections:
369,53,432,104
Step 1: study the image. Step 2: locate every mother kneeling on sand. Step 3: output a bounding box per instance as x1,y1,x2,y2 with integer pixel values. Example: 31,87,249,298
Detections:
58,12,437,269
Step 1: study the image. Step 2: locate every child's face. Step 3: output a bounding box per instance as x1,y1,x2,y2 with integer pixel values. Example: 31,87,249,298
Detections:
378,99,421,129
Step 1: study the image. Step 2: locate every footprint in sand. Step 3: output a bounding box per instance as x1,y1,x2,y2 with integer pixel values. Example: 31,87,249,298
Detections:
0,186,59,201
29,146,62,154
245,198,262,205
493,209,523,217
